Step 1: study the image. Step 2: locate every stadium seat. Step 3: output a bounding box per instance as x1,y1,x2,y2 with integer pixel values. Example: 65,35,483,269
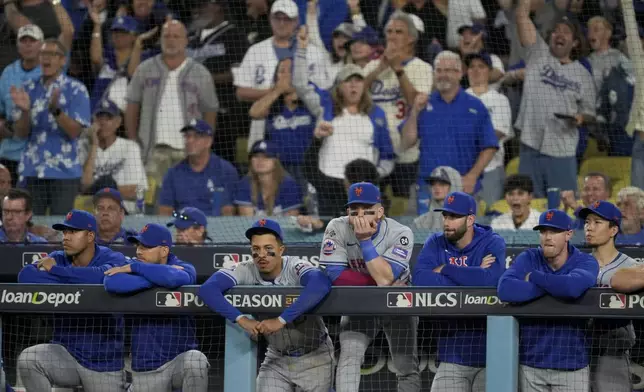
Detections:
73,195,93,213
579,157,631,184
389,197,409,217
489,199,510,214
612,178,629,197
236,137,249,165
531,198,563,212
582,137,607,159
505,156,519,176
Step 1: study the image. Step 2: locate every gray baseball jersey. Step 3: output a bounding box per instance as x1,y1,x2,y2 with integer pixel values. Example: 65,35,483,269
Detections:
515,35,596,158
597,252,638,287
219,257,328,354
319,216,414,280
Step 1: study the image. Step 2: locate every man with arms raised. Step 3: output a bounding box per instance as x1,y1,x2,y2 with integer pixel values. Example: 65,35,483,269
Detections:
17,210,127,391
412,191,506,392
498,209,599,392
104,223,209,391
199,219,334,392
319,182,419,392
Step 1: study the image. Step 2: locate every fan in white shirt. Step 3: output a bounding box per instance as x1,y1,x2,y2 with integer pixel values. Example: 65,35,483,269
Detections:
491,174,541,231
465,52,512,208
458,24,505,90
81,100,148,213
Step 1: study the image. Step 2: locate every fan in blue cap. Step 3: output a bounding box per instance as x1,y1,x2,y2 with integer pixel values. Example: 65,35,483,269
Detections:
498,208,599,385
17,210,128,390
104,223,208,391
199,217,333,391
93,188,139,246
167,207,211,244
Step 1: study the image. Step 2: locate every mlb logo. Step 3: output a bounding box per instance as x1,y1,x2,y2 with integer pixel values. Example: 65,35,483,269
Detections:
599,293,626,309
22,252,48,266
387,292,413,308
214,253,240,269
156,292,182,307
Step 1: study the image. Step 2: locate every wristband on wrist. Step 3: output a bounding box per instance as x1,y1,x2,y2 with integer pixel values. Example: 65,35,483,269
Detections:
360,239,379,262
277,316,287,325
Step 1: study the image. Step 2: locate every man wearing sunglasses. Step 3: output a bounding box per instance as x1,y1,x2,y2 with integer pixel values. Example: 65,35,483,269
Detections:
167,206,212,244
104,223,209,392
17,209,128,391
199,218,334,392
318,181,420,392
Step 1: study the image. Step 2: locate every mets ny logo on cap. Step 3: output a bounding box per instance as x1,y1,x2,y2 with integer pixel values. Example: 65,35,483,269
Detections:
546,211,554,221
447,196,455,204
355,187,363,196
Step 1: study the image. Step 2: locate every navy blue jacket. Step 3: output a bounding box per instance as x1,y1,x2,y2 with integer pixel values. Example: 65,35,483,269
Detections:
18,245,127,372
412,224,506,366
104,254,198,372
497,245,599,370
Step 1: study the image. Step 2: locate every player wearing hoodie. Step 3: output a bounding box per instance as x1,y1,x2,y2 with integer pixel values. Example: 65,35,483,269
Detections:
412,191,506,392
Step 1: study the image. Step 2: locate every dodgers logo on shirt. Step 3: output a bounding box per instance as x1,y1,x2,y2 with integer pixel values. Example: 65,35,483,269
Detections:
322,239,336,256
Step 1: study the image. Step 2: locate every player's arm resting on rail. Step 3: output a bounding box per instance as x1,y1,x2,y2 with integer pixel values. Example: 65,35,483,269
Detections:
49,253,128,284
279,261,332,323
411,236,458,286
130,261,197,288
608,264,644,293
105,273,154,293
199,271,246,323
528,255,599,299
497,252,546,302
440,237,506,286
18,263,66,284
365,230,415,286
319,221,377,286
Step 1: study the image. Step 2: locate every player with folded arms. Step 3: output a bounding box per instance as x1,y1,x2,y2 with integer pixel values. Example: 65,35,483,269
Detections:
581,201,636,392
412,191,506,392
17,210,128,392
498,209,599,392
104,223,209,392
199,219,334,392
319,182,420,392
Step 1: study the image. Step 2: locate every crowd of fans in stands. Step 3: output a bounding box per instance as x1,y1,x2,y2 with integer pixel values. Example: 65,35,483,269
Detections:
0,0,642,244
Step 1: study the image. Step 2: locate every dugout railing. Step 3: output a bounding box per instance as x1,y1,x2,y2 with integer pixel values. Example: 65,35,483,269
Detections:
0,285,640,392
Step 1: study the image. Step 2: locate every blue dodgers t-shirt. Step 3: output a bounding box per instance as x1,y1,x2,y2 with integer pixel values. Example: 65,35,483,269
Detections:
16,74,91,180
402,89,498,190
265,105,315,166
159,153,239,216
233,175,302,215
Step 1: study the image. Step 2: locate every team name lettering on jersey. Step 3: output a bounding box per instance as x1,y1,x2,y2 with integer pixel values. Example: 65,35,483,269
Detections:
449,256,469,267
540,65,581,93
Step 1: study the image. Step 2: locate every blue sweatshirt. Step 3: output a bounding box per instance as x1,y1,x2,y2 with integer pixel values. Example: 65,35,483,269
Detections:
497,245,599,370
17,245,127,372
412,224,506,367
104,254,198,372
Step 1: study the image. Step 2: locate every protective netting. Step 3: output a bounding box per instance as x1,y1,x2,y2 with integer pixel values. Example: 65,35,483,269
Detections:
0,0,637,242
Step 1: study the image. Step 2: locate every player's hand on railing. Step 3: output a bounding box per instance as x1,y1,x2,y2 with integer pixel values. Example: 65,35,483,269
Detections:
104,265,133,276
411,93,428,116
237,316,261,338
10,86,31,112
36,257,56,272
314,121,334,139
257,318,286,335
352,216,377,241
480,254,496,269
297,25,309,49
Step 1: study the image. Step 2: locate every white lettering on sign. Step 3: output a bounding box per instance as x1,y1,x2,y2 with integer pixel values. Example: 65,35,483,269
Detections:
183,292,205,307
414,292,459,308
224,294,283,308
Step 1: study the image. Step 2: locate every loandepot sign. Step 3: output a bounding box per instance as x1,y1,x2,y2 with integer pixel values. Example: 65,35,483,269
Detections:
0,290,81,307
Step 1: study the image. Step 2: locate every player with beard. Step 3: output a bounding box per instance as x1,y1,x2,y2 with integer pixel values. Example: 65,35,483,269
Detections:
319,182,420,392
17,209,128,391
412,191,506,392
582,200,636,392
498,209,599,392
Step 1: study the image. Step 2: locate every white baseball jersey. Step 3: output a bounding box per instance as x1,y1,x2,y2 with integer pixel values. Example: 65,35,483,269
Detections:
362,58,433,163
465,88,513,172
318,217,414,279
219,256,328,353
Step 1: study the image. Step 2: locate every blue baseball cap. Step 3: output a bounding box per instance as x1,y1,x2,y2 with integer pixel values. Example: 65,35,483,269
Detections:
93,99,120,117
249,140,279,158
346,182,381,207
180,119,213,136
93,187,125,209
245,219,284,242
167,207,208,230
347,26,380,47
434,191,477,216
464,51,493,68
128,223,173,248
578,200,622,228
533,209,573,231
52,210,97,233
458,23,486,36
111,15,139,33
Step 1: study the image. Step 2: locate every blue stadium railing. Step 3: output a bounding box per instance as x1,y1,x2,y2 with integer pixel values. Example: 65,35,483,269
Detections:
0,285,637,392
